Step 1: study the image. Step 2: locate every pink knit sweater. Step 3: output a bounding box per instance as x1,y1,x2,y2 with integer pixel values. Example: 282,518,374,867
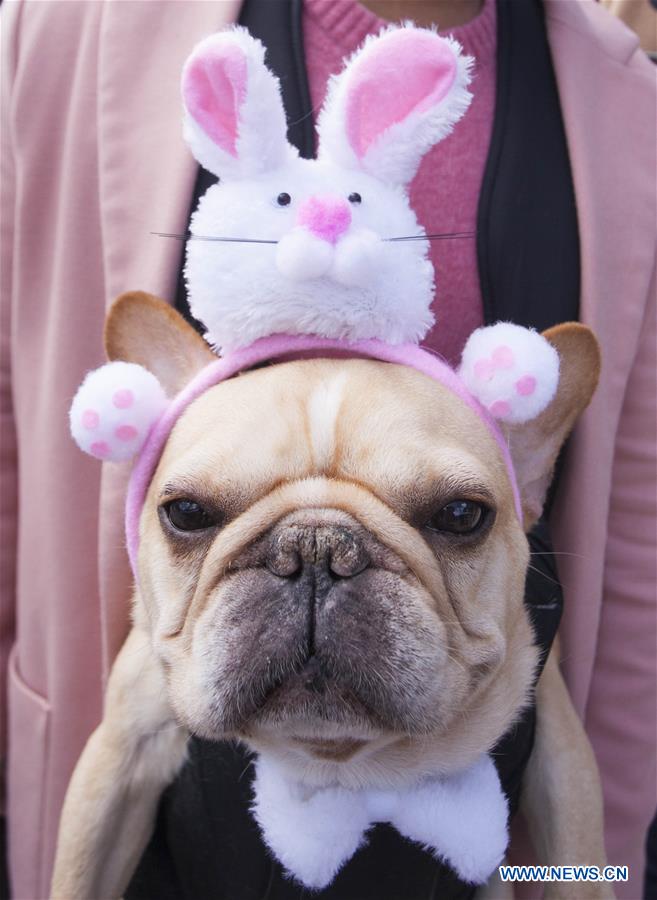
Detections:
303,0,496,364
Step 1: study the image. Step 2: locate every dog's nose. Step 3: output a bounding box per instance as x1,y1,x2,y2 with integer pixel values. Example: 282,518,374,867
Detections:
266,524,369,581
296,195,352,244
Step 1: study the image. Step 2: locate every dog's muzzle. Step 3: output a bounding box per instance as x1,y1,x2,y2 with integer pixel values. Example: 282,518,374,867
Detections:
181,500,450,739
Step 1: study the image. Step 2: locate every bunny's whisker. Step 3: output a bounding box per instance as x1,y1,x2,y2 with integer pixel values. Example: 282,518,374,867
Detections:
151,231,475,244
385,232,476,242
151,232,278,244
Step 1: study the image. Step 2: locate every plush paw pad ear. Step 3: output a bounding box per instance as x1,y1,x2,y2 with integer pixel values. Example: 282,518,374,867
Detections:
69,362,168,461
458,323,560,424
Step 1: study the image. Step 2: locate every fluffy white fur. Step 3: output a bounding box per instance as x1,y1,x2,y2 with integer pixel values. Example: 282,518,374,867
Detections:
275,228,335,282
181,25,473,352
317,26,474,186
185,165,435,352
181,28,296,180
69,362,168,462
251,752,508,890
459,323,561,424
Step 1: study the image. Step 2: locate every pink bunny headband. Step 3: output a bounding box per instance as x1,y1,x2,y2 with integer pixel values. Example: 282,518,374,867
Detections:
69,25,560,575
71,325,559,575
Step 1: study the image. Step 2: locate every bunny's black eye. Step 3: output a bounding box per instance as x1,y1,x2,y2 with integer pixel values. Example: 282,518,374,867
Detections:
348,192,362,204
276,192,292,206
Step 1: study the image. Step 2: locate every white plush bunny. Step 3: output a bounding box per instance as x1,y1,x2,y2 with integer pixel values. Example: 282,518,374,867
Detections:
182,25,474,352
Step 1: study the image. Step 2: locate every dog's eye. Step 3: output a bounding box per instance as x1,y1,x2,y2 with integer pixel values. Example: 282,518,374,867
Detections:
348,192,362,204
426,500,487,535
164,499,217,532
276,192,292,206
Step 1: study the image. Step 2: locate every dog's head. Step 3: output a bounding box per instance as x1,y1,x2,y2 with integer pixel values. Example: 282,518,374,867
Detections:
106,296,599,786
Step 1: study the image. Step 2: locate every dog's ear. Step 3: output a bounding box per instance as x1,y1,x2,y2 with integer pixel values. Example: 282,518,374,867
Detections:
506,323,601,531
104,291,216,395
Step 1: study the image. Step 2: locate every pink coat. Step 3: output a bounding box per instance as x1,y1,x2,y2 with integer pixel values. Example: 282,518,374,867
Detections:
1,2,655,897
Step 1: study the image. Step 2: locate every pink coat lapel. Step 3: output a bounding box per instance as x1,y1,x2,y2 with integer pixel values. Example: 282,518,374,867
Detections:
545,0,656,710
96,0,240,677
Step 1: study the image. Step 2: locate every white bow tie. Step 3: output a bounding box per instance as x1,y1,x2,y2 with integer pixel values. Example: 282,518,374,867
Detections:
250,753,508,891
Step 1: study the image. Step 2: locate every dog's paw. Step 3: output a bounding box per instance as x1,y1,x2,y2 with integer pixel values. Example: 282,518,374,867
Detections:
458,323,560,424
69,361,168,461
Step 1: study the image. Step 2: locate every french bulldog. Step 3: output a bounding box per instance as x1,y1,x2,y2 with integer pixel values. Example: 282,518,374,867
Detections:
51,294,610,899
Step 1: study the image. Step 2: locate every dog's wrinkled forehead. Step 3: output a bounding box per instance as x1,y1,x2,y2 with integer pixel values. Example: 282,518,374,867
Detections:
150,358,513,519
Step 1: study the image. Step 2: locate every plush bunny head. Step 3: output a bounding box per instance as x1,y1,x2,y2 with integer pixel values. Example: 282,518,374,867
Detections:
182,25,473,352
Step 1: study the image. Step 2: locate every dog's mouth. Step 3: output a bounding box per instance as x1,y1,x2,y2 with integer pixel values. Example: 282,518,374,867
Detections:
238,651,390,733
265,654,332,699
193,597,449,742
185,524,451,742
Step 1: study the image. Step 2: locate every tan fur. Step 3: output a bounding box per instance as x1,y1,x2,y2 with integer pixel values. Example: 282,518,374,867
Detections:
51,627,187,899
506,323,601,529
104,291,216,394
520,642,613,900
307,371,348,470
52,296,606,899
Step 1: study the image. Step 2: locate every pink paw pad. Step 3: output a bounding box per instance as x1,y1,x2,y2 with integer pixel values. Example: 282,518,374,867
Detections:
489,400,511,418
115,424,138,442
82,409,99,430
112,389,134,409
473,346,515,382
515,375,537,397
90,440,111,459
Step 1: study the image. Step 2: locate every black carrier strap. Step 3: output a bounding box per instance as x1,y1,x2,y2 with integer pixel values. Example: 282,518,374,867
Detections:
129,2,577,897
478,0,580,331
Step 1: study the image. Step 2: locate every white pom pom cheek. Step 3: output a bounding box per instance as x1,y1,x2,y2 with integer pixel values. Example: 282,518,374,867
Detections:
70,362,168,462
458,324,560,424
275,228,334,282
331,228,384,288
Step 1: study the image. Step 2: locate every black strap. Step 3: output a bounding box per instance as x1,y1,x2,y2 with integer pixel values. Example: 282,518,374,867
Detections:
478,0,580,331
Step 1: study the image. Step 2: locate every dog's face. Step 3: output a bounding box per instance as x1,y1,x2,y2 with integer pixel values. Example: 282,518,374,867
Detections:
107,295,600,785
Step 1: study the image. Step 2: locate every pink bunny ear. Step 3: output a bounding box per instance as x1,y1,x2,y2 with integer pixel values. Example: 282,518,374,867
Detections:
458,324,560,425
317,25,473,186
182,27,293,179
70,362,168,462
184,42,247,158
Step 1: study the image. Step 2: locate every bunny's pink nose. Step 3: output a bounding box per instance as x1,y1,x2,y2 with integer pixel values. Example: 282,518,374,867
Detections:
297,195,352,244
